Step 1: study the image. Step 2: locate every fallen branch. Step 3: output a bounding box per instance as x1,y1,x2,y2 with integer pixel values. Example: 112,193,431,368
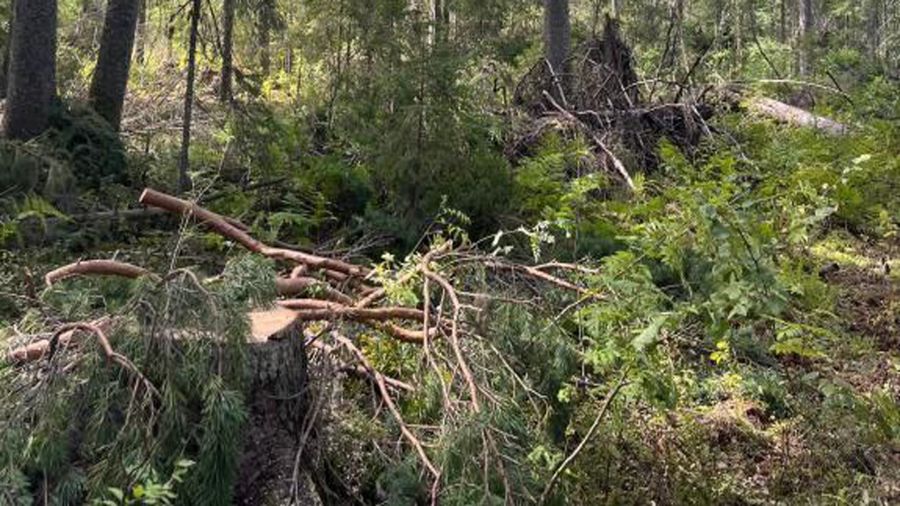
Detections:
45,321,160,399
483,259,601,297
332,332,440,482
275,276,354,304
277,299,426,322
139,188,368,278
746,96,848,136
420,266,481,413
44,260,152,287
539,369,629,504
277,299,433,344
309,340,415,392
7,317,114,363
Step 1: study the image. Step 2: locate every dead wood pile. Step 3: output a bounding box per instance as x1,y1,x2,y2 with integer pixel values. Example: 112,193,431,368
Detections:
509,17,848,190
510,18,712,187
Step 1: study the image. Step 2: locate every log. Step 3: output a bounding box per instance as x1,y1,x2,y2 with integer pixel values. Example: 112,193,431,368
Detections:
745,96,848,136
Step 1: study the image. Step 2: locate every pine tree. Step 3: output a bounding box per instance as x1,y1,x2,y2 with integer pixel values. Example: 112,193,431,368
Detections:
89,0,141,130
3,0,57,140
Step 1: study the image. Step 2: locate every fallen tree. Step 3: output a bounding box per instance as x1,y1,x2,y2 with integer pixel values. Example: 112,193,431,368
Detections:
743,95,848,135
3,187,600,503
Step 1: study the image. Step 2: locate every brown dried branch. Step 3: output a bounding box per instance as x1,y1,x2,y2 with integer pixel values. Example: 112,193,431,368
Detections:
483,259,601,298
422,275,452,409
420,266,481,413
541,90,635,190
44,260,152,287
355,242,452,309
276,299,435,344
277,299,426,322
7,317,114,363
309,340,415,392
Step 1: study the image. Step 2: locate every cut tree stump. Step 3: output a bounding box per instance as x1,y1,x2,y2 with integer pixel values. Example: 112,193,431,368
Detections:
237,320,320,505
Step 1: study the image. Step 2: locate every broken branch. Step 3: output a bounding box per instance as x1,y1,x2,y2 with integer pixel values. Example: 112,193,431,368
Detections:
45,260,152,287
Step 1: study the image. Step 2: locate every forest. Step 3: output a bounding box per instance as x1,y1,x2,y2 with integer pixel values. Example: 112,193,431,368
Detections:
0,0,897,503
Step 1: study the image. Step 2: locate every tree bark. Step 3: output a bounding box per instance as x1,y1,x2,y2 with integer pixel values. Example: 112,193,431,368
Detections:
89,0,140,130
3,0,57,140
220,0,234,101
260,25,270,76
135,0,147,64
866,0,881,62
778,0,786,43
543,0,570,77
0,6,11,101
178,0,200,193
747,96,847,135
797,0,813,75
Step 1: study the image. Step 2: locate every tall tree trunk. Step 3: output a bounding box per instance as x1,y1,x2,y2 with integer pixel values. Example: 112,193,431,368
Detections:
797,0,813,75
0,0,13,101
432,0,446,45
779,0,786,42
178,0,200,193
733,0,743,73
672,0,687,71
543,0,570,77
866,0,881,62
135,0,147,64
610,0,619,18
3,0,57,140
260,29,270,76
89,0,140,130
220,0,234,101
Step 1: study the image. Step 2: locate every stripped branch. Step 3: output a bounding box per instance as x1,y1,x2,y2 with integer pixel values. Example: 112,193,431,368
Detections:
45,260,152,287
332,332,440,482
140,188,368,278
47,321,160,399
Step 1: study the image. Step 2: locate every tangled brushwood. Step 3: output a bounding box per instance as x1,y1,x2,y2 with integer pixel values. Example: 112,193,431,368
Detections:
1,188,606,504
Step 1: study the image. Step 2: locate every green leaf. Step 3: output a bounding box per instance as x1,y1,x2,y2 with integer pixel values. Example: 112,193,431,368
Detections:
632,315,667,351
107,487,125,501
